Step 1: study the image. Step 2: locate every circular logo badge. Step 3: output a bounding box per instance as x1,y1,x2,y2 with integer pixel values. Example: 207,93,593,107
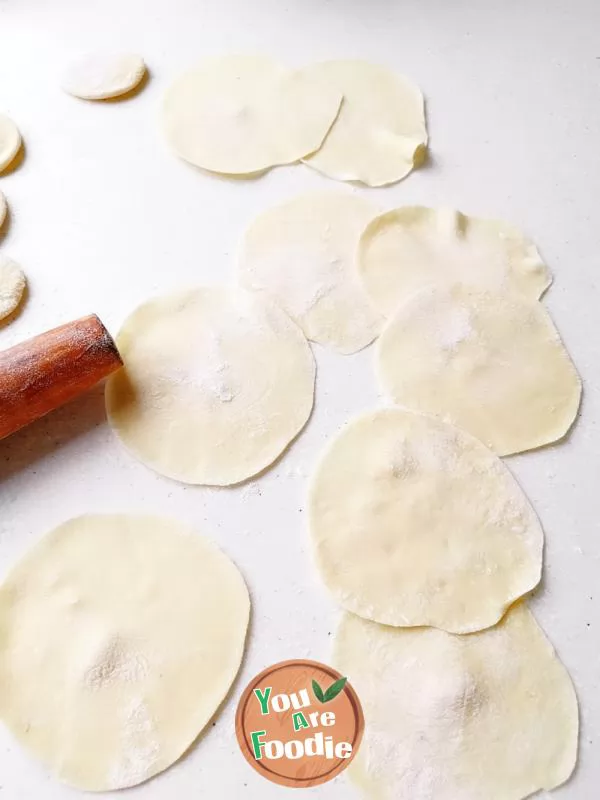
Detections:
235,659,364,788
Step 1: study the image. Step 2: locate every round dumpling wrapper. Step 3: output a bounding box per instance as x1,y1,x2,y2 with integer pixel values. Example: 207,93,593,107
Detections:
163,55,342,176
302,60,427,187
0,514,250,791
106,286,315,485
377,284,581,455
359,206,551,317
309,408,543,634
334,604,578,800
238,190,382,353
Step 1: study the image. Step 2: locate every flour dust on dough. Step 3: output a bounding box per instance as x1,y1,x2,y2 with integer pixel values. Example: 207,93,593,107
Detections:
309,408,543,634
359,206,551,317
301,60,427,187
0,514,250,791
377,284,581,455
62,53,146,100
106,286,315,485
0,114,21,173
238,191,382,354
0,256,27,320
163,55,342,176
334,604,578,800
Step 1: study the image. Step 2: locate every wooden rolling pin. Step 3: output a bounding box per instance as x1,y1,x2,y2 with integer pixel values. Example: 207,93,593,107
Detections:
0,315,122,440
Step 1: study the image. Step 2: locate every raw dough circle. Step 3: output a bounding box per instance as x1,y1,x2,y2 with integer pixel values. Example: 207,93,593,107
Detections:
334,605,578,800
302,60,427,187
238,191,382,354
163,55,342,175
309,408,543,633
0,114,21,172
0,190,7,228
106,286,315,485
62,53,146,100
359,206,551,317
0,255,27,320
377,284,582,455
0,514,250,791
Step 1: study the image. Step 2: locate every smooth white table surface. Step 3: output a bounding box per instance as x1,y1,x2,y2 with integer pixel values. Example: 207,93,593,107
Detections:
1,0,599,797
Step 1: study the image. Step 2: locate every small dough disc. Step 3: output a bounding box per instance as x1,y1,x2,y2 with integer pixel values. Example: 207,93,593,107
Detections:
377,284,581,455
0,114,21,172
309,408,543,633
62,53,146,100
0,190,7,227
106,286,315,485
359,206,551,317
0,255,27,320
302,60,427,187
334,605,578,800
238,191,382,353
0,514,250,791
163,55,342,175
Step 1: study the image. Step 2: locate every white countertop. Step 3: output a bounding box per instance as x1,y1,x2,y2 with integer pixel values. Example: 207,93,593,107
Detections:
1,0,599,797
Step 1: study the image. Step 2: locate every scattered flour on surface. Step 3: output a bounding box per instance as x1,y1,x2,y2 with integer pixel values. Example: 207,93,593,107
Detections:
108,698,161,789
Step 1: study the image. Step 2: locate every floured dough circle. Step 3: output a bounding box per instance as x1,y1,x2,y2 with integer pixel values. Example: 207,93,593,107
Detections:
62,53,146,100
0,514,250,791
334,605,578,800
106,286,315,485
309,408,543,634
0,114,21,172
163,55,342,175
238,191,382,353
0,256,27,320
359,206,551,317
377,284,581,455
302,60,427,187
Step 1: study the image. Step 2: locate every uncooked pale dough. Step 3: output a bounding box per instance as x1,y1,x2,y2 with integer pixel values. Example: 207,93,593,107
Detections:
163,55,342,176
377,284,581,455
0,514,250,791
302,60,427,187
334,604,578,800
309,408,543,634
0,256,26,320
0,114,21,172
62,53,146,100
359,206,551,317
238,191,382,353
106,286,315,485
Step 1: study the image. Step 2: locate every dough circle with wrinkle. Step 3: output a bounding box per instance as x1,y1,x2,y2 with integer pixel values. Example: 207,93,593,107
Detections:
163,55,342,175
334,605,578,800
0,514,250,791
0,114,21,172
377,284,581,455
302,60,427,187
62,53,146,100
0,256,27,320
359,206,551,317
238,191,382,353
309,408,543,634
106,286,315,485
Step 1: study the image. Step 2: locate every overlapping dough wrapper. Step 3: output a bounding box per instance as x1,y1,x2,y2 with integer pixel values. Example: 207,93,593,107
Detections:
334,605,578,800
359,206,551,316
163,55,342,176
377,284,581,455
309,408,543,634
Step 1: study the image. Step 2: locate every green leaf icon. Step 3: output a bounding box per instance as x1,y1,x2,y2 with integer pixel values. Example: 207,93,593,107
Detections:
312,679,325,703
323,677,348,703
313,676,348,704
